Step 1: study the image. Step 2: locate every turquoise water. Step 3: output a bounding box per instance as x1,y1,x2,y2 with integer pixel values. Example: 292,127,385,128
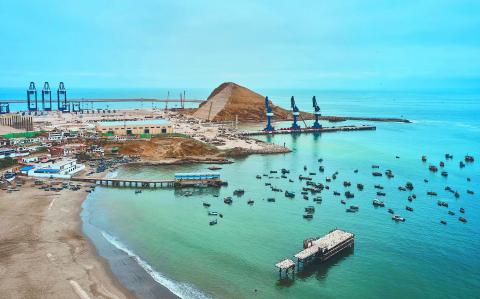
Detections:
81,90,480,299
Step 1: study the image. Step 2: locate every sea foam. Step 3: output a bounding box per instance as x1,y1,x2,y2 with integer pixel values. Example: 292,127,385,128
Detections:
101,231,213,299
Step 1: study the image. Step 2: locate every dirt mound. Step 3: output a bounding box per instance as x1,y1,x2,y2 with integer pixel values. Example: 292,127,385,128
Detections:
193,82,311,122
104,137,219,160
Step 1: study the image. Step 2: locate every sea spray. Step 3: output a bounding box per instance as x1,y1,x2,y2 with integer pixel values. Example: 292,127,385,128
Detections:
101,231,213,299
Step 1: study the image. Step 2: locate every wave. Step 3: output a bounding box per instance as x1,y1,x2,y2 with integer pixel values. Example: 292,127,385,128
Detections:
101,231,213,299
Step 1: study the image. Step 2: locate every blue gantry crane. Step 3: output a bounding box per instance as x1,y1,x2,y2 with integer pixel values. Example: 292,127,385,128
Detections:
0,103,10,114
290,96,301,130
57,82,69,112
42,82,52,111
311,96,322,129
27,82,38,111
264,96,274,131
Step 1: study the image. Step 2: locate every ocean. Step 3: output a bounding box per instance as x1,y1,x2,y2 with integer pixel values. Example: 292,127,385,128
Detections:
6,87,478,299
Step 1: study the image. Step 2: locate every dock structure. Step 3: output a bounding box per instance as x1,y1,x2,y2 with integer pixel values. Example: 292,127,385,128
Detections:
72,172,225,189
275,259,296,279
72,177,175,188
294,229,354,269
241,125,376,136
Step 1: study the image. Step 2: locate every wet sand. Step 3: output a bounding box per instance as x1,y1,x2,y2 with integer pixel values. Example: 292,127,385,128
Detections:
0,179,133,299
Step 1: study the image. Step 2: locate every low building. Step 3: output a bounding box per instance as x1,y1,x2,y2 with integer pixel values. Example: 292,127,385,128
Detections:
96,119,173,136
26,159,85,179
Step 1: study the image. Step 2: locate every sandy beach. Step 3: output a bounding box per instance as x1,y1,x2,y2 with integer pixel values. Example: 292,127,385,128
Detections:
0,178,134,299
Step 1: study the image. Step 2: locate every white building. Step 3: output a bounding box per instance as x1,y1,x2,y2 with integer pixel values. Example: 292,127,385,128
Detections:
26,159,85,179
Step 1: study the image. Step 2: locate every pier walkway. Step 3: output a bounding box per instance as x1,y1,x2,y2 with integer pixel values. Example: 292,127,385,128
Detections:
72,177,175,188
241,125,376,136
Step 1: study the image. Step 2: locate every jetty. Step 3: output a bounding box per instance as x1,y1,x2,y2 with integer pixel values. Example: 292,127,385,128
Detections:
241,125,376,136
294,229,354,268
273,229,355,275
72,172,224,189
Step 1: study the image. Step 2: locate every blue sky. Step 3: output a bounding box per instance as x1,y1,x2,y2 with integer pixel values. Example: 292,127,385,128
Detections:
1,0,479,89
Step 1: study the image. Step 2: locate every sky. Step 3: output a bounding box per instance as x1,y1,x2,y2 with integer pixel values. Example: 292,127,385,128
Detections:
0,0,479,89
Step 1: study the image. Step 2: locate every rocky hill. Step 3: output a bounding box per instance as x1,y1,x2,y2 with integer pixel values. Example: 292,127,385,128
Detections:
192,82,311,122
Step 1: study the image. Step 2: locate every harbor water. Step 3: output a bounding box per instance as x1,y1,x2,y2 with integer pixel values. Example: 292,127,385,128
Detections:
75,89,480,299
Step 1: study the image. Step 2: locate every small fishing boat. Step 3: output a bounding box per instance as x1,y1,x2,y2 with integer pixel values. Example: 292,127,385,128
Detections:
284,191,295,198
459,208,465,213
441,171,448,177
343,181,351,187
333,191,341,196
247,199,254,205
427,191,437,196
319,166,325,172
349,205,359,210
467,190,474,195
256,175,261,179
376,191,386,196
440,220,447,225
445,154,453,159
267,198,276,202
203,202,211,207
372,165,380,169
303,195,309,200
374,184,384,189
437,201,448,207
398,186,407,191
392,215,406,222
467,177,471,182
301,191,308,195
332,174,337,180
388,208,394,214
309,172,316,176
208,211,218,216
424,179,429,183
303,214,313,219
213,194,219,197
208,166,222,170
459,217,467,223
385,170,394,178
454,191,460,198
224,197,233,204
184,191,193,197
439,161,445,167
233,189,245,196
448,210,455,216
265,182,271,186
281,168,290,174
305,206,315,213
318,158,323,162
372,200,385,207
407,196,413,202
281,174,287,179
304,165,307,171
313,197,322,202
209,219,218,226
340,200,346,205
135,190,142,194
289,179,294,183
465,155,474,162
357,183,364,190
346,208,357,213
372,172,382,177
459,161,465,168
422,155,427,162
326,177,331,182
406,206,413,212
345,191,354,199
429,165,438,172
354,169,358,173
270,170,278,174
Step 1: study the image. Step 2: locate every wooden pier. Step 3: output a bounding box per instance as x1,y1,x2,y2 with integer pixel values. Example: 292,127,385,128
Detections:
241,125,376,136
275,259,296,279
72,177,175,188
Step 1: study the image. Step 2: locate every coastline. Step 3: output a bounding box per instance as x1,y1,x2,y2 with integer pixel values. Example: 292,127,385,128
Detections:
0,177,134,299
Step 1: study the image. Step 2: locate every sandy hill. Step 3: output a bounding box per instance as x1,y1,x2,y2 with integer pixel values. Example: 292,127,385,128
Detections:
193,82,309,122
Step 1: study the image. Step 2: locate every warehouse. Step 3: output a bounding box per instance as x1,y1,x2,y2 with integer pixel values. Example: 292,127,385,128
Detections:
96,119,173,136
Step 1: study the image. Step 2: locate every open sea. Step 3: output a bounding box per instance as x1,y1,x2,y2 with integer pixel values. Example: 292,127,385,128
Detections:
4,87,478,299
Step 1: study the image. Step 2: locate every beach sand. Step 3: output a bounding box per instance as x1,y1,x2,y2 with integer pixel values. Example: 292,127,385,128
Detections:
0,179,134,299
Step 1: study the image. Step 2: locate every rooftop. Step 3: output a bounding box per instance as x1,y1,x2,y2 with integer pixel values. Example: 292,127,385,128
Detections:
294,229,354,260
98,119,169,127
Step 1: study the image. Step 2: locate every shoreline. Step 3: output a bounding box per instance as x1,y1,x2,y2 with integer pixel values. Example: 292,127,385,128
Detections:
0,177,134,299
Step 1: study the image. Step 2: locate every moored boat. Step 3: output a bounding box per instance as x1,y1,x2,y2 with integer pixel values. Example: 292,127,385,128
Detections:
392,215,406,222
372,200,385,207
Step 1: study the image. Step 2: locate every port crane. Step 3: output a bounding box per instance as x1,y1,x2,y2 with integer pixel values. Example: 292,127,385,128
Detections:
311,96,322,129
57,82,69,112
42,82,52,111
27,82,38,111
264,96,274,131
290,96,301,130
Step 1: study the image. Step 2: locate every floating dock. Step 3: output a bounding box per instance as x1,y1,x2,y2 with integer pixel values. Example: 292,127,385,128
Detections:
241,125,376,136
